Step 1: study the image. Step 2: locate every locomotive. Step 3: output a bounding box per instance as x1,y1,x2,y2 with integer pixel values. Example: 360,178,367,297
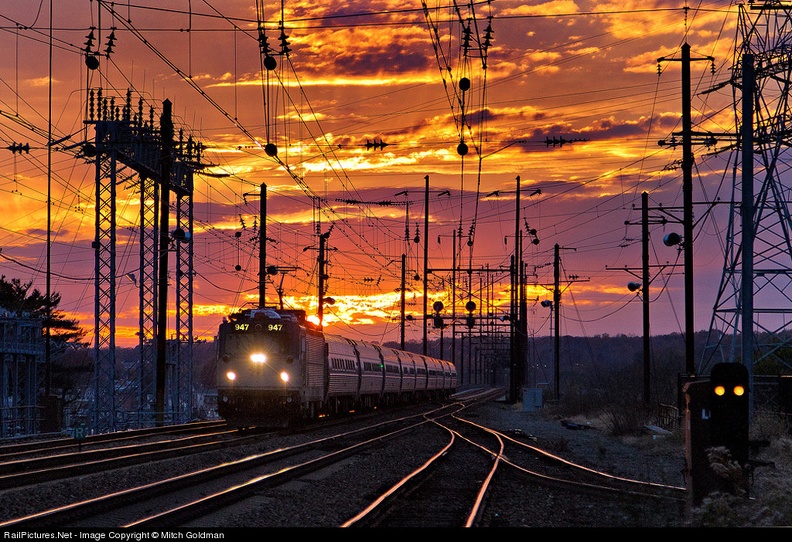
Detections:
216,307,458,428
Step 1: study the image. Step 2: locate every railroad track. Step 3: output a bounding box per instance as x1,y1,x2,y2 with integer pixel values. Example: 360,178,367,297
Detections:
340,412,687,528
340,416,502,527
0,422,264,489
0,420,228,457
0,390,687,528
0,397,490,528
0,411,391,490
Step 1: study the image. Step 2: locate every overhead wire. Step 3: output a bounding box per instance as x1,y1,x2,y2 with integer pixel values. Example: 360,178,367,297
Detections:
0,2,743,343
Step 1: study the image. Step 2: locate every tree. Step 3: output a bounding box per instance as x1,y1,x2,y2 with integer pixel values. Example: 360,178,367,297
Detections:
0,276,90,406
0,275,87,348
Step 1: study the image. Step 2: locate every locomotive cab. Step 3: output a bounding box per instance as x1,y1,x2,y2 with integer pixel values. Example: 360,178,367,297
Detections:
216,308,322,427
215,307,457,428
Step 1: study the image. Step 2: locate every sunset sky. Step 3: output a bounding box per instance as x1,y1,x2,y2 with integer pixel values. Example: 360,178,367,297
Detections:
0,1,747,349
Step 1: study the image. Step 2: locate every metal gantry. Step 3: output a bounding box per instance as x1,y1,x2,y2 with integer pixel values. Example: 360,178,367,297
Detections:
85,89,197,433
703,3,792,376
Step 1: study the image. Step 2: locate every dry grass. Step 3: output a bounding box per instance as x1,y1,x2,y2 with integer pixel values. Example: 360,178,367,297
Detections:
688,411,792,527
547,395,792,526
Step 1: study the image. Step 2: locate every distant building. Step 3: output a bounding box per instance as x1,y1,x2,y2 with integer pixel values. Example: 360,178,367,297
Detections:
0,308,45,437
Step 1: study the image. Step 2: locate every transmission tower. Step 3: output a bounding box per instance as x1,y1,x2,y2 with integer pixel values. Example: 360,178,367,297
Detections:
703,3,792,377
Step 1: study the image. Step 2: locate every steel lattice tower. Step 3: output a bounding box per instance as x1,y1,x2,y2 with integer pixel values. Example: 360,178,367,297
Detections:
138,171,158,418
173,152,195,424
86,90,196,433
703,3,792,376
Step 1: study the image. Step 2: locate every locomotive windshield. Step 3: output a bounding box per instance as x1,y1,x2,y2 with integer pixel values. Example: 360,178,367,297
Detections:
219,313,303,362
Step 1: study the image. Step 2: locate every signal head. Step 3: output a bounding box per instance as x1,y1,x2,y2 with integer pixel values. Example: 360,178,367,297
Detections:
709,362,749,465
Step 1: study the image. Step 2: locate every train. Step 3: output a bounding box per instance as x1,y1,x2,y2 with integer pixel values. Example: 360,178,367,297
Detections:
216,307,458,428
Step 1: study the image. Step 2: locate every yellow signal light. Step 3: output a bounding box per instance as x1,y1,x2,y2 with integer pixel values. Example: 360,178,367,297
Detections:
714,385,726,396
733,385,745,396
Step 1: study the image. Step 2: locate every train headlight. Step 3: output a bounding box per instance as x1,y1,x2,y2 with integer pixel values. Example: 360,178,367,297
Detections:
280,371,290,383
250,353,267,363
226,371,237,381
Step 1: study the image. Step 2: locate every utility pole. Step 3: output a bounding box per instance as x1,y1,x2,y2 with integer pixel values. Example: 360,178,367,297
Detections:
422,175,429,355
553,244,560,400
510,176,522,404
318,229,331,326
155,99,173,427
509,234,528,403
400,253,407,349
45,0,53,401
452,229,458,378
551,243,583,400
518,248,528,394
505,175,541,403
613,192,678,405
681,43,695,377
260,183,267,308
641,193,650,404
510,253,518,402
245,183,280,309
657,43,713,376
